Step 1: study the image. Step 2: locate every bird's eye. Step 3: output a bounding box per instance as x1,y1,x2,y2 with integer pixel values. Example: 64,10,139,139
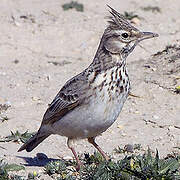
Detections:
121,32,129,39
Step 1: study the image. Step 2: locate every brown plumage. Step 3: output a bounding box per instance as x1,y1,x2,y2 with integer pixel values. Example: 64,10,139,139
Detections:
18,5,158,170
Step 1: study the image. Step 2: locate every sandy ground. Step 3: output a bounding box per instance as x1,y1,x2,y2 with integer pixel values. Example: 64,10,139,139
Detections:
0,0,180,178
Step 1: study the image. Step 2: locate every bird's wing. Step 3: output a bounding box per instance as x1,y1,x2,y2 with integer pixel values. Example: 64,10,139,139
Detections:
42,72,87,125
42,93,79,125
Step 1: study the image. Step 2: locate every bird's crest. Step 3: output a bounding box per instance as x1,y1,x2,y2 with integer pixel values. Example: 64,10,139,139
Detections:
107,5,138,32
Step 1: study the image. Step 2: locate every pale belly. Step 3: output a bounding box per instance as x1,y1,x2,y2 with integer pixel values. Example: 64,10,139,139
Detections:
50,65,130,138
51,88,129,139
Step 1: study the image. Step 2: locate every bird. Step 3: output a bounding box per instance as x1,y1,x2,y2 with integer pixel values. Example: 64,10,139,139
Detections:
18,5,158,170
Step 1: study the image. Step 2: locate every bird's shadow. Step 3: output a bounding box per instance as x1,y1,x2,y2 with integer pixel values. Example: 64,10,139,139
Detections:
16,153,60,167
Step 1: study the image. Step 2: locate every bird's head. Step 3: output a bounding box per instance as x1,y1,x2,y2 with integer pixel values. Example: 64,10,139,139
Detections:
103,5,158,58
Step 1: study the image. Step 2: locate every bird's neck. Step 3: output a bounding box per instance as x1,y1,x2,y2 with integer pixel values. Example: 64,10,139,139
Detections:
90,37,127,72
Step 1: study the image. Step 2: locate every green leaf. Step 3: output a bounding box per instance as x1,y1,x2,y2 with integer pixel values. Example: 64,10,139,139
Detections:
0,130,35,143
5,164,25,172
62,1,84,12
159,158,179,174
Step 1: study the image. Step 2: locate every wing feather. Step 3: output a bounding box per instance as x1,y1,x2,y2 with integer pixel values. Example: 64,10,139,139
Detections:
42,94,79,125
41,72,87,125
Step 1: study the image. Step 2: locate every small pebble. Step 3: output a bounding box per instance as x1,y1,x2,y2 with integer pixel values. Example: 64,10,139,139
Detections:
13,59,19,64
168,126,175,131
131,17,140,25
134,110,139,114
153,115,159,120
32,96,41,101
14,21,21,26
63,156,73,160
117,125,123,129
121,132,127,137
124,144,134,153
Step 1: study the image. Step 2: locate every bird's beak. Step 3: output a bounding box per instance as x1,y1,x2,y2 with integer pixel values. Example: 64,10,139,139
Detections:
139,32,159,42
128,31,158,55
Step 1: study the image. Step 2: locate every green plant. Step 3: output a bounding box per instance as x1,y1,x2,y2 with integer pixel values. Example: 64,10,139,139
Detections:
1,148,179,179
0,159,25,179
83,152,104,165
80,149,180,179
0,159,9,179
8,174,24,180
175,85,180,94
45,160,67,176
0,104,10,113
122,149,180,179
62,1,84,12
123,12,139,20
114,144,142,154
0,130,35,143
141,6,161,13
27,171,40,179
0,103,10,123
0,115,9,123
44,160,76,179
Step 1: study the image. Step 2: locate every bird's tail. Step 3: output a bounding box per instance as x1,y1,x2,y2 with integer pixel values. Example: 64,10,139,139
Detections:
18,131,50,152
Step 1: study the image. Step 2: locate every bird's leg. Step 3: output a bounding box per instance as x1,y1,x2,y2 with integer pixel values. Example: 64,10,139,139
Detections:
67,138,82,171
88,137,110,161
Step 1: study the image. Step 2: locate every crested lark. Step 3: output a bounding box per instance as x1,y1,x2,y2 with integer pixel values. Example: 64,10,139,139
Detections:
18,6,158,170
